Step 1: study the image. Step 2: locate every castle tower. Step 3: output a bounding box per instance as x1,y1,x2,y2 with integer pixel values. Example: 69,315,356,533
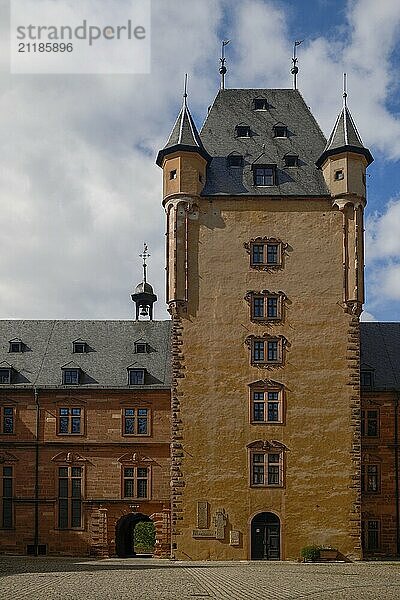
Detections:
158,86,373,561
316,95,373,315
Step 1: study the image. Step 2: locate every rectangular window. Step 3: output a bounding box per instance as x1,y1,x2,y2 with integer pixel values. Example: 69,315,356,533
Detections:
365,520,380,551
9,341,23,353
123,466,149,499
267,341,278,362
58,408,82,435
236,125,250,137
58,466,82,529
254,166,276,186
135,343,147,354
227,154,244,168
250,242,281,268
253,341,265,362
254,98,268,110
63,369,80,385
129,369,145,385
73,342,86,354
362,464,380,493
251,339,282,365
123,408,149,436
361,410,379,437
1,406,14,434
251,390,282,424
267,297,278,318
170,169,177,180
253,297,264,318
0,369,11,384
1,466,13,528
361,371,373,387
251,452,282,487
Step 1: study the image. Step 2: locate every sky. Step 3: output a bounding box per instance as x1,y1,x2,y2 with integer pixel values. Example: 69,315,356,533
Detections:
0,0,400,322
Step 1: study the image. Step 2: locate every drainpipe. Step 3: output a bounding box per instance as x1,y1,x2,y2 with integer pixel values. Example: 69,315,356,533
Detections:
395,392,400,556
34,387,40,556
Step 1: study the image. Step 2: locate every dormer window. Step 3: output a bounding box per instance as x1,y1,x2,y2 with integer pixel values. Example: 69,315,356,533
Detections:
252,164,277,186
227,154,244,168
273,124,288,138
62,369,80,385
361,370,374,388
236,125,251,138
254,98,268,111
0,369,11,385
73,341,87,354
9,340,23,353
284,154,299,168
128,368,145,386
134,342,147,354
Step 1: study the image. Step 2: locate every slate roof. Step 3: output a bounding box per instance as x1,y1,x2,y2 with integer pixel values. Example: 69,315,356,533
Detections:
316,105,373,168
0,320,171,390
199,89,329,197
156,99,211,167
360,322,400,390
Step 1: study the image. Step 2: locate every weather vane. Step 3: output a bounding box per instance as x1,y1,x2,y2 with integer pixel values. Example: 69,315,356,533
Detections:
183,73,188,105
139,243,150,284
291,40,303,90
343,72,348,107
220,40,230,90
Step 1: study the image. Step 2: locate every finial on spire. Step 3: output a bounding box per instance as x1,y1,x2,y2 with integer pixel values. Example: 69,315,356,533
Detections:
183,73,188,105
220,40,230,90
139,242,150,284
343,72,348,107
291,40,303,90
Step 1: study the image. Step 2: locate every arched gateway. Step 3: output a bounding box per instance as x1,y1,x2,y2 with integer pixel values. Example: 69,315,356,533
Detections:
115,512,153,558
251,512,280,560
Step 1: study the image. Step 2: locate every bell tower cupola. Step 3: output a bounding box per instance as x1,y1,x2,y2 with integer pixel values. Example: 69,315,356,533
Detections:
131,243,157,320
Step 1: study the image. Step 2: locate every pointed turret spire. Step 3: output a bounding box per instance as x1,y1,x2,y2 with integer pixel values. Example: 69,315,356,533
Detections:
316,78,373,168
156,76,211,167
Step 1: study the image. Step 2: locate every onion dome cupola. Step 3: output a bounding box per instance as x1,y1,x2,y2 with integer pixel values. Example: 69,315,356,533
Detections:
131,244,157,321
156,76,211,202
316,83,373,204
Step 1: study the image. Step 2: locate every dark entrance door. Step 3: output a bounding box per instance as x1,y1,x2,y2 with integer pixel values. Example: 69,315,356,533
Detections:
251,512,280,560
115,512,152,558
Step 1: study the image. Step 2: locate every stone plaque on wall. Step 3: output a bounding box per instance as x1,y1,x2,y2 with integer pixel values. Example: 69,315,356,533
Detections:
192,529,215,538
196,501,209,529
214,508,227,540
230,530,240,546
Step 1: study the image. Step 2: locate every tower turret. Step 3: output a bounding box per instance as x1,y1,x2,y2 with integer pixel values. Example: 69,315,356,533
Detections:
131,244,157,320
316,81,373,315
156,82,210,312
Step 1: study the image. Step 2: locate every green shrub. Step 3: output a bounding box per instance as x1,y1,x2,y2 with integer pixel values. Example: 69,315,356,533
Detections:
300,544,321,562
134,521,156,552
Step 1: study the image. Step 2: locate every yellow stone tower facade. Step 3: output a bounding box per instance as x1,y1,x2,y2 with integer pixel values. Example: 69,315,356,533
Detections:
157,87,373,560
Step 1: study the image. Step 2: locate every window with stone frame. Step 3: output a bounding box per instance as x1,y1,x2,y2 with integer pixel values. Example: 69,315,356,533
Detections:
246,335,286,366
361,409,379,437
250,451,283,487
363,519,380,551
361,463,380,493
245,290,286,323
58,465,83,529
244,237,287,270
122,407,150,436
57,407,83,435
0,404,15,435
122,466,150,499
1,465,13,529
249,381,284,424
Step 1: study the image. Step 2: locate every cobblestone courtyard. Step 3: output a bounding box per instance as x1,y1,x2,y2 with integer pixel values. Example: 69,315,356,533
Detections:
1,557,400,600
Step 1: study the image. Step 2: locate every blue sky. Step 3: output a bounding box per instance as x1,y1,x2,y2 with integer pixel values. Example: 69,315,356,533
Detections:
0,0,399,322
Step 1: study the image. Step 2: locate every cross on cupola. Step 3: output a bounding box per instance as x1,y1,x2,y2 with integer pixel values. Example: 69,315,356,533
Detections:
131,243,157,321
